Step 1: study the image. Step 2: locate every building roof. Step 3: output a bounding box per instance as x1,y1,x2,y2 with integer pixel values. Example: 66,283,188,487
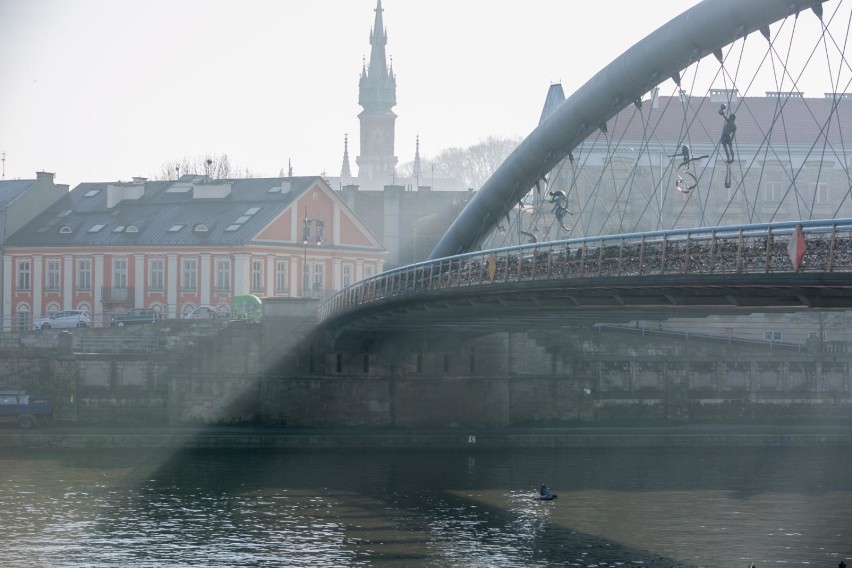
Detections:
604,93,852,148
5,176,324,248
0,179,36,207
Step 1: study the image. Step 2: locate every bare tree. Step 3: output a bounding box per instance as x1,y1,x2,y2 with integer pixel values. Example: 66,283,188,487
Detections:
398,135,521,189
153,153,255,180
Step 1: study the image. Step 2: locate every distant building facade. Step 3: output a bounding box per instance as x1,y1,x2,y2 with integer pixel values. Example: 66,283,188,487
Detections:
482,85,852,248
3,175,384,330
0,172,68,328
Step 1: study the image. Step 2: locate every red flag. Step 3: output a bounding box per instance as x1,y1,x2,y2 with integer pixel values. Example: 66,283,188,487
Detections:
787,225,806,271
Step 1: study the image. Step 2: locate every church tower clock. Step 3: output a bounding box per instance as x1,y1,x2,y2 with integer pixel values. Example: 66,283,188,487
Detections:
356,0,398,186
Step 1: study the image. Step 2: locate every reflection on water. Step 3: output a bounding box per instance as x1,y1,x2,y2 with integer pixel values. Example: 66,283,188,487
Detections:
1,446,850,567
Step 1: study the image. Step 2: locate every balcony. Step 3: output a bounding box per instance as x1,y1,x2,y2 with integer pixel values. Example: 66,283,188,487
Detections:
101,286,134,304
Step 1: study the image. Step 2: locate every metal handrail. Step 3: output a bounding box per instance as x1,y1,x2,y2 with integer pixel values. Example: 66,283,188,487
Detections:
319,219,852,323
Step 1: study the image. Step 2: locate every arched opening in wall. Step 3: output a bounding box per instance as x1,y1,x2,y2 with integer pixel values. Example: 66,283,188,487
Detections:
46,302,60,315
336,354,343,374
15,304,30,332
181,304,196,319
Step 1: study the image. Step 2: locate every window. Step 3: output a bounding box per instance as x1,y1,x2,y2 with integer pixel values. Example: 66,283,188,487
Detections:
815,181,829,204
251,259,264,292
168,224,184,232
235,216,251,224
725,180,738,203
216,258,231,292
88,224,106,233
276,260,288,293
113,258,128,289
764,330,783,342
225,224,241,232
313,262,324,291
83,189,100,197
764,169,782,202
244,207,261,215
17,259,31,291
364,264,375,278
77,259,91,291
46,259,61,291
149,259,164,291
182,258,198,291
343,264,353,287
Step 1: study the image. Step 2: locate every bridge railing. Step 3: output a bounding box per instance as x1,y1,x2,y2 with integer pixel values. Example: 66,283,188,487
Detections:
319,219,852,323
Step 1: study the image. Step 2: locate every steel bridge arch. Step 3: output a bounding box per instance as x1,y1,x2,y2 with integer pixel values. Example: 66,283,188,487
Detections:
429,0,828,260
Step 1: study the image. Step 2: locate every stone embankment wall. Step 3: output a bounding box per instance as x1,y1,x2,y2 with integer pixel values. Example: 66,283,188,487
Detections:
0,301,850,427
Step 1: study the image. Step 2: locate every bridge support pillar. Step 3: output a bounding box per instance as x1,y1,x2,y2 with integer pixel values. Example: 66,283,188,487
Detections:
749,362,758,396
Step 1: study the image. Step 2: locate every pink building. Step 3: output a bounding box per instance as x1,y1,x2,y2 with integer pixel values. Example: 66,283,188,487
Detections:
3,175,385,330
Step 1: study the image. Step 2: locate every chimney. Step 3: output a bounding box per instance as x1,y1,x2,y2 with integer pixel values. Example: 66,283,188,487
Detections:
107,182,145,208
132,176,148,184
36,171,55,184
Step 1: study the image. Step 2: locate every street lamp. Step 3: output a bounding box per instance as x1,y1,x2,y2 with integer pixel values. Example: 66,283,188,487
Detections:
302,207,324,297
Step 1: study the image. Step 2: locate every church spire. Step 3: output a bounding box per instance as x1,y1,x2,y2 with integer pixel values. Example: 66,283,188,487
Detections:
369,0,387,79
413,135,422,179
341,133,352,179
356,0,398,186
359,0,396,112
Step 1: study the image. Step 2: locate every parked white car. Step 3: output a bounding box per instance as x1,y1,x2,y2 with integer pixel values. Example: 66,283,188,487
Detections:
33,310,91,330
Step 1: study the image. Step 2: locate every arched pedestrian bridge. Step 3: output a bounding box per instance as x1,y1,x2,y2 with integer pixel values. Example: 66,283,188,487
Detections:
318,0,852,342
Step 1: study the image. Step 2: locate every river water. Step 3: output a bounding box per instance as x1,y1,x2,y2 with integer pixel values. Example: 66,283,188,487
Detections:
1,444,850,567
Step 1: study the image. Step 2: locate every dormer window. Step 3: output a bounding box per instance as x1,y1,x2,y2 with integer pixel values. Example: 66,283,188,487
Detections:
59,226,73,234
125,225,139,233
194,224,209,232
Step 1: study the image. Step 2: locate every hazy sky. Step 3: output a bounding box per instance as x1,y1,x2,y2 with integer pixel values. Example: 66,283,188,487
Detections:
0,0,703,188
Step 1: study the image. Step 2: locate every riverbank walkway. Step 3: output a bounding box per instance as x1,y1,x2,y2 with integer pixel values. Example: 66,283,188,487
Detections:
2,423,851,450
